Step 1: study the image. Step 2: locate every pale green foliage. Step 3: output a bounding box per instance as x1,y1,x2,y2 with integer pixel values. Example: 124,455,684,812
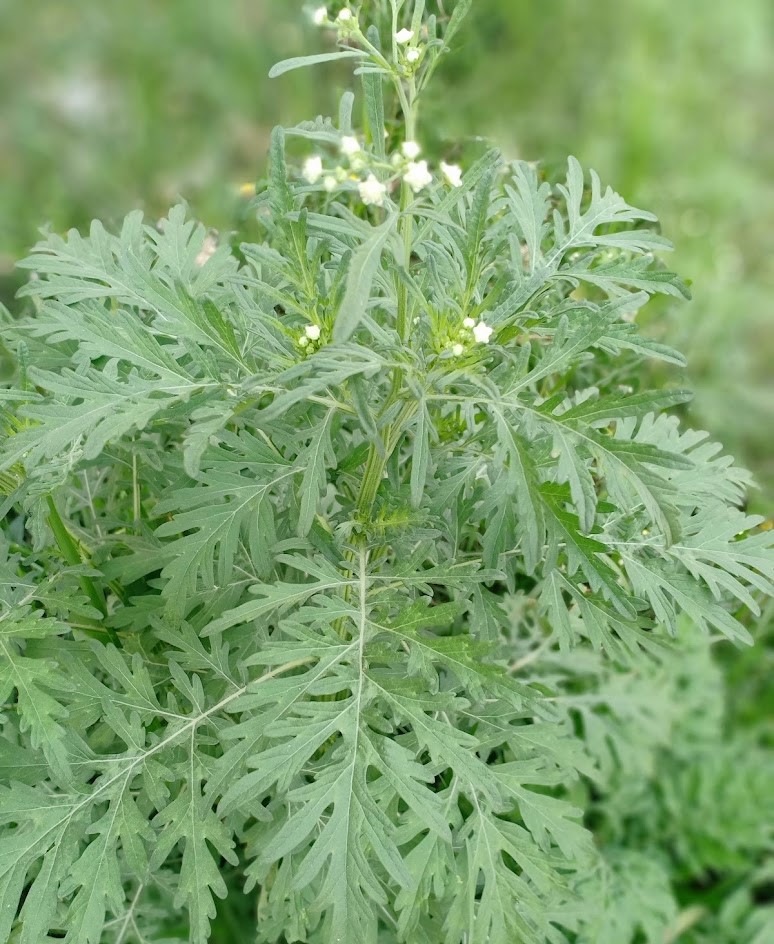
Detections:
0,2,772,943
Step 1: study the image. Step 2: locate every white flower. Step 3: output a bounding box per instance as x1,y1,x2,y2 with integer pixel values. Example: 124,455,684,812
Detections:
463,317,475,328
311,6,327,25
340,135,361,157
298,335,309,347
406,48,421,63
452,343,464,357
472,321,494,344
359,174,387,207
305,324,321,341
402,140,421,160
337,8,353,22
395,28,414,44
441,161,463,187
403,160,433,193
302,155,323,184
323,175,337,192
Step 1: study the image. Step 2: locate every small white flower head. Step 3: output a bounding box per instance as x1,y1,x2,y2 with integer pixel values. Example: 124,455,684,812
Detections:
337,8,353,22
402,140,421,160
403,160,433,193
395,28,414,44
323,175,338,192
472,321,494,344
441,161,463,188
359,174,388,207
452,343,465,357
305,324,322,341
302,155,323,184
340,135,361,157
298,334,309,347
406,47,422,63
463,317,475,329
311,6,327,26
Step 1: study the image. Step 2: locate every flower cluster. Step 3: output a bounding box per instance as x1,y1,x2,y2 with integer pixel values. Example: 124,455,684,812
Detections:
391,141,463,195
447,317,495,357
302,11,462,205
394,27,422,65
311,9,425,69
300,136,463,208
310,6,358,33
297,322,323,352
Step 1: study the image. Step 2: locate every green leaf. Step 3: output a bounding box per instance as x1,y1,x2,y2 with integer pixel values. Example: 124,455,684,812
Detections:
61,802,129,944
204,573,355,636
151,777,237,944
450,803,559,944
575,851,676,944
269,50,367,78
410,399,431,508
258,344,384,421
362,27,386,158
3,368,177,472
297,410,334,536
444,0,473,47
505,162,552,275
155,461,293,619
268,125,293,218
334,214,398,343
552,156,668,264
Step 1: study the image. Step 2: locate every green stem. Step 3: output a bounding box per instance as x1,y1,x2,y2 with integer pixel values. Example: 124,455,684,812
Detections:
333,27,423,632
356,400,418,521
46,495,120,646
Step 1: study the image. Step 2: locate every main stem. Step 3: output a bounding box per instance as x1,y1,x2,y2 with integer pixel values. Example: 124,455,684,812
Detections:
334,49,421,638
354,71,418,524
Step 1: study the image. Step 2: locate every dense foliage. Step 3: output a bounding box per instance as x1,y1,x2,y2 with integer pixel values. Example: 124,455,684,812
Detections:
3,0,772,499
1,2,772,942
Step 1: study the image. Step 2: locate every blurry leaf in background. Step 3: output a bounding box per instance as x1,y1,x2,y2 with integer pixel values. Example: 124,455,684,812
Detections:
0,0,329,282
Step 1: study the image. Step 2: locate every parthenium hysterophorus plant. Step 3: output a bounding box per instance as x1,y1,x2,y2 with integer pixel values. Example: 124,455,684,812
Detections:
1,2,772,942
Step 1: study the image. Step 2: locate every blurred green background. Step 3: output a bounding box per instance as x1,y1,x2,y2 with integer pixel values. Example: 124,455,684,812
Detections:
1,0,772,502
